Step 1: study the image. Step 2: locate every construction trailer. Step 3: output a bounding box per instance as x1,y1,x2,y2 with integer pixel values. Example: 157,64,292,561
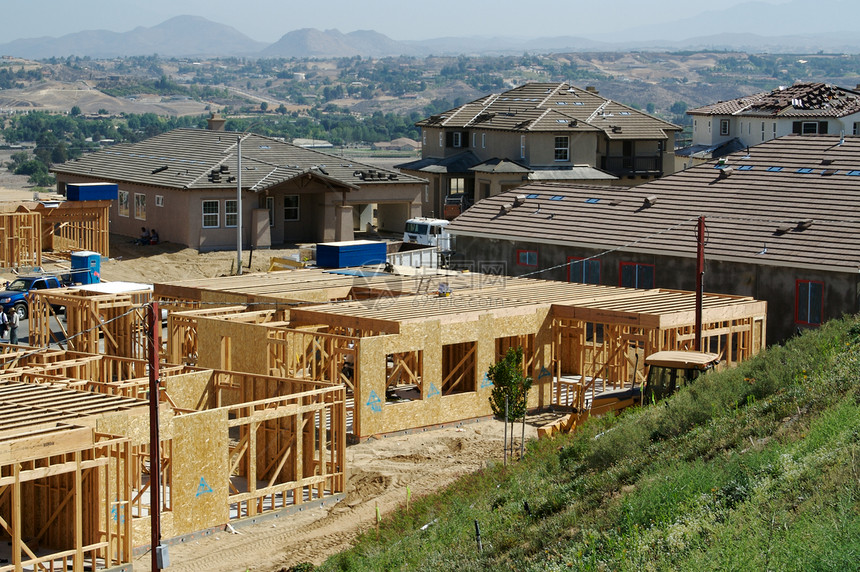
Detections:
0,201,110,269
155,269,767,440
0,346,346,562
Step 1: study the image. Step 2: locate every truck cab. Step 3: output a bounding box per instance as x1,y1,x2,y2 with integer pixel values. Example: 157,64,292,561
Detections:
0,275,65,319
642,350,721,403
403,217,452,250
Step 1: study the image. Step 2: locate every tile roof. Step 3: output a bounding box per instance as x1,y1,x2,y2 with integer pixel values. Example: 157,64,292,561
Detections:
689,83,860,119
396,150,482,174
447,134,860,273
417,82,680,140
52,128,426,191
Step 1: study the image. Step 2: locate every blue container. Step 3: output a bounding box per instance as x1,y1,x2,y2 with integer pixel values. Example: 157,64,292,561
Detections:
70,251,102,284
66,182,118,201
316,240,387,268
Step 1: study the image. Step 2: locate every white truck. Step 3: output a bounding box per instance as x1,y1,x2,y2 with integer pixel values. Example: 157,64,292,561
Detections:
403,217,453,250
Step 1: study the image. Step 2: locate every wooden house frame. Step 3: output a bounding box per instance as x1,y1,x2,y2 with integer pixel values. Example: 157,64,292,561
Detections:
0,347,345,552
0,211,41,270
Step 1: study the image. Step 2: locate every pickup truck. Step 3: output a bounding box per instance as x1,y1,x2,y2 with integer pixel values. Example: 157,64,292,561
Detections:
0,275,65,319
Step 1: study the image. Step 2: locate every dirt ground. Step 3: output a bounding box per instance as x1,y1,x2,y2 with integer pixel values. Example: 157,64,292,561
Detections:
0,181,553,571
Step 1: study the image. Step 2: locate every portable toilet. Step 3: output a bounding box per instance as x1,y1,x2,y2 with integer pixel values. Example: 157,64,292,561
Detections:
70,251,102,284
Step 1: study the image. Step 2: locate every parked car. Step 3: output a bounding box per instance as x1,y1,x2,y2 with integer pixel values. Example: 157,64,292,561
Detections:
0,275,66,319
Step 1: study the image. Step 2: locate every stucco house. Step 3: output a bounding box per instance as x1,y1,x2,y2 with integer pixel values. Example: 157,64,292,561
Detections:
677,82,860,168
446,134,860,343
52,122,427,250
397,82,681,219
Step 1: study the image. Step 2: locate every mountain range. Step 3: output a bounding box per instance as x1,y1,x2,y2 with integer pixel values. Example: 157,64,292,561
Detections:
2,5,860,60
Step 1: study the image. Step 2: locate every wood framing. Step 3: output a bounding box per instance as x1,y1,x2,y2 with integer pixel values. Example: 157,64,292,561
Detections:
0,211,41,269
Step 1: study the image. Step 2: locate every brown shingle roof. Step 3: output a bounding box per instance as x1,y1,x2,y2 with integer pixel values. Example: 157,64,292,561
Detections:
689,83,860,119
418,82,680,140
52,128,426,191
447,134,860,272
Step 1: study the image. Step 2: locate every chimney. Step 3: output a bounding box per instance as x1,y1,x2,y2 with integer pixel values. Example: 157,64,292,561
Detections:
207,113,226,131
586,86,598,94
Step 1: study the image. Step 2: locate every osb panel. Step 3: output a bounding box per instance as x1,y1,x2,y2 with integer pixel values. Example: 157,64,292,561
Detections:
196,317,270,374
171,409,229,537
95,406,171,446
163,370,216,411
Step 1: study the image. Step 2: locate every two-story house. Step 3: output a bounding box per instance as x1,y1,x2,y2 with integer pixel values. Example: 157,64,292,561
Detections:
397,82,680,218
678,82,860,169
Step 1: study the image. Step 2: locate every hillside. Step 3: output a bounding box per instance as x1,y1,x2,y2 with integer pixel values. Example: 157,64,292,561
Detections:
315,317,860,571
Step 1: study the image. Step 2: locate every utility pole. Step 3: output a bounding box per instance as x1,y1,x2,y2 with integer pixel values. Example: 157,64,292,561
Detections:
148,302,164,570
236,135,243,276
695,216,705,351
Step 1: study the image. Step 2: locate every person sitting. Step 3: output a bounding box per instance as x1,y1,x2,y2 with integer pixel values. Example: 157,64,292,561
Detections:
136,227,150,245
149,229,159,245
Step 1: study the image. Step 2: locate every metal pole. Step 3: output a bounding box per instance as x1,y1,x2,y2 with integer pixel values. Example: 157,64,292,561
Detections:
148,301,162,571
236,136,243,276
504,396,508,466
695,216,705,351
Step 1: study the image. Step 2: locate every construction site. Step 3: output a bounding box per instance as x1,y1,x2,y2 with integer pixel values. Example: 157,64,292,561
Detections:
2,253,767,570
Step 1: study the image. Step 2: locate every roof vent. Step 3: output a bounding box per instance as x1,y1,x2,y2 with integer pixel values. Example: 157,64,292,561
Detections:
499,203,514,215
569,119,578,127
611,126,622,133
797,219,814,231
643,195,657,207
151,165,168,174
718,166,734,179
586,86,598,94
775,224,793,235
513,194,527,207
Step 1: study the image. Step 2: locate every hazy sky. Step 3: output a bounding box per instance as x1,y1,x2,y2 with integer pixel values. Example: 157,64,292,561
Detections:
3,0,794,43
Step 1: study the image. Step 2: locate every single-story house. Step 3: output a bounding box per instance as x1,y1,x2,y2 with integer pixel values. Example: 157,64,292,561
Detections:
446,134,860,343
51,120,427,250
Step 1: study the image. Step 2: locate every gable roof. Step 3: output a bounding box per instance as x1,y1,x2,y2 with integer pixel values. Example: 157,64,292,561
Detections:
52,128,426,192
417,82,680,141
447,134,860,273
689,82,860,119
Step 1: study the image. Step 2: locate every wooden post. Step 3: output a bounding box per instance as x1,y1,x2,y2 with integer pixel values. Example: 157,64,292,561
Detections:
695,216,705,351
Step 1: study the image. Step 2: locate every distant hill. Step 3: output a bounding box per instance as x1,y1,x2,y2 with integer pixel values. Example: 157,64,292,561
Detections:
0,15,266,59
260,28,421,58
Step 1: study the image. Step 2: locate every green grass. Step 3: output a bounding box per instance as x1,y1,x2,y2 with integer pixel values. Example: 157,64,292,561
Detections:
316,317,860,571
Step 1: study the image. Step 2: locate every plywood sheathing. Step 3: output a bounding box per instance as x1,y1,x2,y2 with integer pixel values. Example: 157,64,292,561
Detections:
0,425,132,572
0,211,41,269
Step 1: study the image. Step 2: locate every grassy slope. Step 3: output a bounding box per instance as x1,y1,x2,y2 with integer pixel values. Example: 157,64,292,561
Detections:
317,317,860,571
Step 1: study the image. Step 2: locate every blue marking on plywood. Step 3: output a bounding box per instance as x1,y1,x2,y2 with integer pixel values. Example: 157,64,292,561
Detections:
539,367,552,379
366,390,382,413
481,373,493,388
428,383,440,397
196,477,213,497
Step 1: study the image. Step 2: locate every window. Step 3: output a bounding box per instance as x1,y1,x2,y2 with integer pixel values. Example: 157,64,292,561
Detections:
773,122,777,139
422,129,426,146
284,195,299,221
554,136,569,161
441,341,476,395
118,190,129,217
225,199,238,227
761,121,766,142
520,135,526,159
517,250,537,267
134,193,146,220
155,194,164,207
720,119,730,136
439,132,443,147
472,132,477,148
854,122,860,136
202,200,219,228
796,280,823,326
452,132,462,148
794,121,828,135
708,120,711,134
266,196,274,227
620,262,655,289
568,257,600,284
481,133,486,148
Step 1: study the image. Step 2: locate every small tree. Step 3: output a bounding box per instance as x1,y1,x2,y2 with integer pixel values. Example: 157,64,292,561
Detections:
487,347,532,420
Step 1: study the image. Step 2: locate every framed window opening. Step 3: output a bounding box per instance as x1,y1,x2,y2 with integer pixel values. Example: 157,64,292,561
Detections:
520,135,526,159
452,132,462,148
225,199,238,228
554,136,570,161
118,190,129,217
439,132,443,147
134,193,146,221
155,194,164,207
796,279,823,326
385,350,423,403
441,341,476,395
266,196,274,227
619,262,655,289
517,249,538,267
567,256,600,284
202,200,219,228
284,195,299,222
720,119,730,136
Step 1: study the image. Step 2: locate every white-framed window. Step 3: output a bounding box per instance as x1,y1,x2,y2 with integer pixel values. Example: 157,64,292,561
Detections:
708,120,711,134
720,119,730,136
773,122,777,138
118,190,129,217
452,132,462,148
155,194,164,207
266,196,274,227
472,132,477,147
520,135,526,159
802,121,820,134
202,200,219,228
284,195,299,221
422,129,426,146
761,121,766,142
554,136,569,161
481,133,486,148
225,199,238,228
134,193,146,220
439,132,443,147
796,280,823,326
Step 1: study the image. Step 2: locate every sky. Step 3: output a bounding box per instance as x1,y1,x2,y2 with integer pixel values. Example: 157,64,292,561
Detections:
2,0,796,44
